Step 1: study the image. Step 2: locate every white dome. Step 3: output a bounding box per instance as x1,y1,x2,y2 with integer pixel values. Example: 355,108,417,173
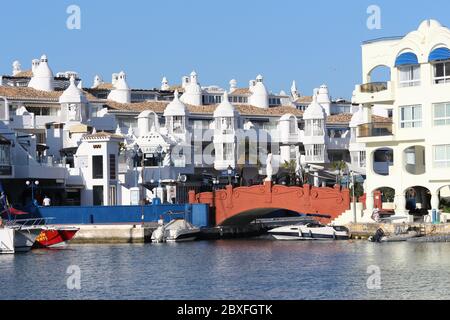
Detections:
138,110,156,118
214,91,237,118
303,94,326,120
249,81,269,108
28,54,54,91
114,71,130,90
317,84,331,104
164,90,188,116
59,76,87,104
349,106,364,128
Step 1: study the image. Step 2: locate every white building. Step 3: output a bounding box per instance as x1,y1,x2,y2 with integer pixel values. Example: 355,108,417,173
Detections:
352,19,450,222
0,56,372,207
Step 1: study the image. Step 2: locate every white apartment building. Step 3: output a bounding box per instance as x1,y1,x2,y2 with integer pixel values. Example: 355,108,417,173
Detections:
352,19,450,222
0,54,374,207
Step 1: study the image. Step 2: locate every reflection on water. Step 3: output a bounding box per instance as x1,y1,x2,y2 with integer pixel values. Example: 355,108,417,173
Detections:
1,240,450,300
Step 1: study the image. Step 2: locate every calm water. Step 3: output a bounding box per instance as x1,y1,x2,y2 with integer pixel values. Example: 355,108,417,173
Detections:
1,239,450,300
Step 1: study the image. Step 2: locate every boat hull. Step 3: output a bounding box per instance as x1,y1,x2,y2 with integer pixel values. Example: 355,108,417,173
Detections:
33,228,79,248
14,228,42,252
0,228,15,254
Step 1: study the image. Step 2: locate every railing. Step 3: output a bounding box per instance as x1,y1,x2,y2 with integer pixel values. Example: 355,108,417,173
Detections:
5,217,54,228
357,122,393,138
360,82,388,93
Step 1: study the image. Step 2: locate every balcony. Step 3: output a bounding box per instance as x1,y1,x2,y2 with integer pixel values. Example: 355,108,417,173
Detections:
352,81,395,105
357,122,393,138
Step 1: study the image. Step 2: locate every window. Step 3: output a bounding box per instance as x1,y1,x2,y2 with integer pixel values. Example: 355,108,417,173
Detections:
217,117,233,132
434,62,450,84
398,65,420,87
109,154,116,180
92,155,103,179
400,105,422,128
0,145,10,166
434,103,450,126
172,116,184,134
359,151,366,168
289,118,297,134
109,185,117,206
93,186,104,206
434,145,450,168
223,143,234,161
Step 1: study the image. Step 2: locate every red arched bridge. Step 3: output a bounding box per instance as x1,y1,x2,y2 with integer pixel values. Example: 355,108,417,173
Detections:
189,182,350,226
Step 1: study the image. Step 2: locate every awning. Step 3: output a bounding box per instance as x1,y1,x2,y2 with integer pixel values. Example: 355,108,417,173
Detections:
395,52,419,66
0,135,11,145
429,47,450,62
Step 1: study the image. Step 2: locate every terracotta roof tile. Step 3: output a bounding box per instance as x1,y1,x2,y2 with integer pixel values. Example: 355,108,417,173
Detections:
230,88,251,96
326,113,391,124
12,70,33,78
295,96,313,104
0,86,61,100
106,100,303,117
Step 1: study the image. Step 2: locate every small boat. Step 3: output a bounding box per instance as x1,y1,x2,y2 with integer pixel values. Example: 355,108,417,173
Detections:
33,227,79,248
151,219,201,243
369,226,421,243
0,227,15,254
268,222,350,241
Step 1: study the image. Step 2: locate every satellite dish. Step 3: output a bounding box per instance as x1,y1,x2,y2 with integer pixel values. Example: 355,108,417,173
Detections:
178,175,187,183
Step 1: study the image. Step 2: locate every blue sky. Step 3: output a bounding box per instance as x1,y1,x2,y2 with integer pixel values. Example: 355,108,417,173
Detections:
1,0,450,99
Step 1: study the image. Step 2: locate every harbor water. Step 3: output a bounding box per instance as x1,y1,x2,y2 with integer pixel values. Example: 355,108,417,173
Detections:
1,240,450,300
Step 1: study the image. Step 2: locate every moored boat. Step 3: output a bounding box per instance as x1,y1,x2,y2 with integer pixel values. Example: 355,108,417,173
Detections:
269,222,350,241
151,219,201,243
0,228,15,254
33,227,79,248
13,226,42,252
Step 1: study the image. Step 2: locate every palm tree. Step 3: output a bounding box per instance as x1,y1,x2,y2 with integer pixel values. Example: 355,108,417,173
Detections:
331,160,348,185
282,160,298,186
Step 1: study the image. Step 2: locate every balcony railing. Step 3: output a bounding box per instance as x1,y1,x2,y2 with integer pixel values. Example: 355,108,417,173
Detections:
358,122,393,138
360,82,388,93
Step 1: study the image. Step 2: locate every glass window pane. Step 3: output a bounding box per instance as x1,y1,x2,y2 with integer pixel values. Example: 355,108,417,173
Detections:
414,106,422,120
435,63,444,78
435,146,446,160
446,63,450,76
435,104,446,118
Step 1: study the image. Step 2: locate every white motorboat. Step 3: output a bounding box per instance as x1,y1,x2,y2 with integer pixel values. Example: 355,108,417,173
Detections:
268,222,350,241
151,219,201,243
0,228,15,254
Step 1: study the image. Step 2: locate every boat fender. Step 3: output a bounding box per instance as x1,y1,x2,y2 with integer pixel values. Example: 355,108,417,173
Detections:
333,232,336,240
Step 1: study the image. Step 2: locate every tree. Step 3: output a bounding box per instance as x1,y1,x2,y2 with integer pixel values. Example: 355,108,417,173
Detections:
331,160,348,185
281,160,298,186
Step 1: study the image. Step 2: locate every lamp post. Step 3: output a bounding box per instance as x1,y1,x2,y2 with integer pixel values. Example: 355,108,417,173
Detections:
350,170,357,223
156,145,163,188
227,165,233,186
26,180,39,205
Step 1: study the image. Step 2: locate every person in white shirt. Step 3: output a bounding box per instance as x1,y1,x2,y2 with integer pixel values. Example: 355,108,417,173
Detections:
43,196,51,207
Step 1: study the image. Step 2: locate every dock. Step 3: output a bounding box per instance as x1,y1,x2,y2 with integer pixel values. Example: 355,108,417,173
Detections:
348,223,450,240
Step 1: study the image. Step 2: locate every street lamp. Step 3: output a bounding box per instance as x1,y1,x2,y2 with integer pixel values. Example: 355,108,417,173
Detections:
350,170,357,223
156,145,163,188
227,165,233,186
26,180,39,205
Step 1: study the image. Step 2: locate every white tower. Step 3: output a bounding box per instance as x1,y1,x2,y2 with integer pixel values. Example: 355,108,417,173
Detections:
161,77,170,91
317,84,331,116
12,61,22,76
59,75,88,123
303,90,327,164
229,79,238,93
92,75,103,88
28,55,54,92
248,74,269,109
213,91,238,170
107,71,131,103
164,90,189,141
180,71,202,106
291,80,299,100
